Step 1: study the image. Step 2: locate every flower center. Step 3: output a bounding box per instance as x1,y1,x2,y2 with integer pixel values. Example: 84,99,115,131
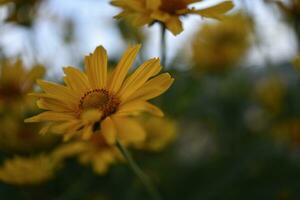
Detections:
79,89,120,119
160,0,187,13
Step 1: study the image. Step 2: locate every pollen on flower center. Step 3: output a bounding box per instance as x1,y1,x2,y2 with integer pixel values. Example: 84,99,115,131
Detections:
160,0,187,13
79,89,120,118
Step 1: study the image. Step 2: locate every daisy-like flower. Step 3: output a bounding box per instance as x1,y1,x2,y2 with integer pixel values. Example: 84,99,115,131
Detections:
25,45,174,144
111,0,234,35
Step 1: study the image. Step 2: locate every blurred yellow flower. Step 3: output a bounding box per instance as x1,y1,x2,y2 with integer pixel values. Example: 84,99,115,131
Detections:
192,13,252,73
0,59,45,110
0,60,56,152
26,45,174,144
255,75,285,115
0,155,57,185
0,116,57,153
111,0,234,35
134,115,177,151
76,134,122,175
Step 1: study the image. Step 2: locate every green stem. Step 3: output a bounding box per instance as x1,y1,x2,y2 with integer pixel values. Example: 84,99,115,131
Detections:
160,23,167,68
116,139,162,200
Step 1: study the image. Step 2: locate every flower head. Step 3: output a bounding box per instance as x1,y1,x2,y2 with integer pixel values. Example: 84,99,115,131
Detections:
77,134,122,175
0,59,45,109
111,0,234,35
134,115,177,151
26,45,174,145
192,13,252,73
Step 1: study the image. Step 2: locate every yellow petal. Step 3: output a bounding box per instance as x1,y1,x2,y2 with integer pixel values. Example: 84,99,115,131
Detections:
151,10,170,22
146,0,161,10
108,45,141,93
165,16,183,35
117,100,164,117
125,73,174,102
63,67,90,95
101,117,117,145
37,98,71,112
37,80,78,107
112,116,146,143
51,120,79,134
82,125,93,140
132,13,153,26
118,58,161,101
194,1,234,19
25,111,75,123
84,46,108,89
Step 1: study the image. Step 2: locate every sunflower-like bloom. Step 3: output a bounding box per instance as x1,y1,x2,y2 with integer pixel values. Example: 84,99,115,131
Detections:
111,0,234,35
192,13,252,73
134,115,177,151
26,45,174,144
0,155,57,185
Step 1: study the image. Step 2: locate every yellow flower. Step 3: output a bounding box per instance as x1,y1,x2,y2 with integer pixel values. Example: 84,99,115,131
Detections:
25,45,174,144
192,13,252,73
0,115,57,153
111,0,234,35
0,59,57,152
77,134,122,175
134,115,177,151
0,59,45,110
0,155,57,185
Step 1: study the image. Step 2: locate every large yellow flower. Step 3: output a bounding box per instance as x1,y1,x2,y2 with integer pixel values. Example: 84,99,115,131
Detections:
26,45,174,144
111,0,234,35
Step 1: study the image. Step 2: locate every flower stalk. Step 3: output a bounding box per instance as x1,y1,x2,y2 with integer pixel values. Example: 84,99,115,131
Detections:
116,139,162,200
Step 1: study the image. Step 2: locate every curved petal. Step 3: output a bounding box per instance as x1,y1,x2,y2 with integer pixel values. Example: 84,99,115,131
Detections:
165,16,183,35
116,100,164,117
146,0,161,10
118,58,161,101
125,73,174,102
63,67,90,95
193,1,234,19
108,45,141,93
84,46,108,89
37,98,71,112
25,111,75,123
37,80,79,107
101,117,117,145
112,116,146,144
